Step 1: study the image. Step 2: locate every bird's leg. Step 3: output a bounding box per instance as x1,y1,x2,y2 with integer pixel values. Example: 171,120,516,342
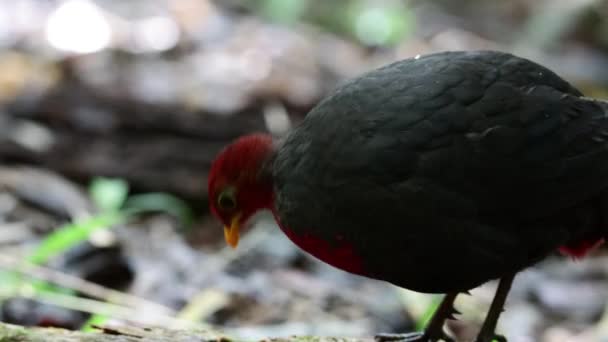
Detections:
474,273,516,342
375,292,458,342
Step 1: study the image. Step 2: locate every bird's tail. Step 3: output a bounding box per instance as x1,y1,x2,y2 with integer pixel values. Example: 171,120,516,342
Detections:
557,97,608,258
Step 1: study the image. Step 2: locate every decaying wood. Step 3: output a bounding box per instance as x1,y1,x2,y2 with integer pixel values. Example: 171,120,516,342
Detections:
0,322,370,342
0,61,276,202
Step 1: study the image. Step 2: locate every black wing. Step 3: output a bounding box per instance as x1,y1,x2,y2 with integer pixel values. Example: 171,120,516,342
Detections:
273,51,608,292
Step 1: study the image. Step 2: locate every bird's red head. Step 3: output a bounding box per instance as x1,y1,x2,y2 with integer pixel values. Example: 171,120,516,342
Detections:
208,133,275,248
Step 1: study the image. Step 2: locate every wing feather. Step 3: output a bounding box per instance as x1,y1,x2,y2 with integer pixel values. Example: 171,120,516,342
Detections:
273,51,608,292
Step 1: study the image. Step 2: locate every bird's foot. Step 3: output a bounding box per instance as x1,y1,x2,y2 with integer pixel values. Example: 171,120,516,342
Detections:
474,332,507,342
374,331,454,342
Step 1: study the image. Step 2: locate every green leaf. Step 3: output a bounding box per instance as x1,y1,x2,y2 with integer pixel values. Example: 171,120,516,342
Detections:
260,0,308,24
89,178,129,212
349,1,415,46
28,212,125,265
0,271,22,300
81,314,109,332
124,193,194,228
416,295,442,330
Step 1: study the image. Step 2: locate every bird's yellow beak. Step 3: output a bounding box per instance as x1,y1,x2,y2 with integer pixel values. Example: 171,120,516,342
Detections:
224,213,241,248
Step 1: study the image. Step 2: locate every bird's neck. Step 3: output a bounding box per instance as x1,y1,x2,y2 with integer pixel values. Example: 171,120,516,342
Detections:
248,148,277,213
255,183,275,212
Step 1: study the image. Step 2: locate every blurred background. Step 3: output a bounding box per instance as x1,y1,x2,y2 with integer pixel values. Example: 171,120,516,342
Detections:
0,0,607,341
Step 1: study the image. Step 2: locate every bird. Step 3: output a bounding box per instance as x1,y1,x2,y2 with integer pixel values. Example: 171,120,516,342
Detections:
207,50,608,342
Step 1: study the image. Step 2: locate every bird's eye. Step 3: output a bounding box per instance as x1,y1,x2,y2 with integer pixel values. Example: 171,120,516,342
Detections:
217,189,237,211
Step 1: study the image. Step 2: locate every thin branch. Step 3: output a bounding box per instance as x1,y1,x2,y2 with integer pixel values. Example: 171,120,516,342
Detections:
0,255,174,314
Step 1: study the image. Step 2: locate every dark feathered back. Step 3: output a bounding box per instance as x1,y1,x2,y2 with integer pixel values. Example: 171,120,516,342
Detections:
272,51,608,292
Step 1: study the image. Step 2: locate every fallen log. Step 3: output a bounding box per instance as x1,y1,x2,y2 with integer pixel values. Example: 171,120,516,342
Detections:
0,322,370,342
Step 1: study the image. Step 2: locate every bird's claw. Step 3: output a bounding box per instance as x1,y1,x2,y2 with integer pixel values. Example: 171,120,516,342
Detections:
374,331,454,342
